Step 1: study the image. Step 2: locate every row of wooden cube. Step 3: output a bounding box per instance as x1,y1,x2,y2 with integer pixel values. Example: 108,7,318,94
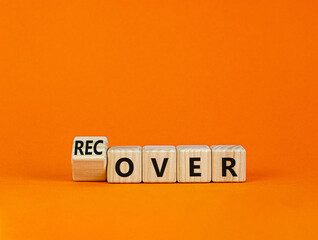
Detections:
72,137,246,183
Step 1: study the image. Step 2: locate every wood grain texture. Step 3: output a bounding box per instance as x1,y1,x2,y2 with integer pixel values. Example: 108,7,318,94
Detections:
107,146,142,183
211,145,246,182
71,136,108,181
177,145,211,183
143,145,176,183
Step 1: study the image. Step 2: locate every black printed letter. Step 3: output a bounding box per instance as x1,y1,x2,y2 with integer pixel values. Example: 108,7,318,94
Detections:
190,157,201,176
115,158,134,177
74,141,84,155
93,140,103,155
151,158,168,177
222,158,237,177
85,140,93,155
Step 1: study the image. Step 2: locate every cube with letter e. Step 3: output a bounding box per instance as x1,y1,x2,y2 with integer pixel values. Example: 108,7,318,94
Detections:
177,145,211,183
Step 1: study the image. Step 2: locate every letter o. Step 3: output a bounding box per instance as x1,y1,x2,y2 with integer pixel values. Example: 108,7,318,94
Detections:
115,158,134,177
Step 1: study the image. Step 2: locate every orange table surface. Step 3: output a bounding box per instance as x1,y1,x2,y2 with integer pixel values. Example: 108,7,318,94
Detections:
0,0,317,239
1,171,318,239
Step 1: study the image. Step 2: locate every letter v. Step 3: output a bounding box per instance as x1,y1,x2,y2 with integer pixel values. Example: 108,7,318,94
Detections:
151,158,168,177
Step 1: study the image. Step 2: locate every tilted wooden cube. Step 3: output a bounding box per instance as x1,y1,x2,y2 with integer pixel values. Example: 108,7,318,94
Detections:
71,136,108,181
177,145,212,183
143,145,176,183
211,145,246,182
107,146,142,183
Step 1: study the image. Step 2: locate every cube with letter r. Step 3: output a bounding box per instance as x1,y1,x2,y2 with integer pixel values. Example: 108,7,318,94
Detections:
211,145,246,182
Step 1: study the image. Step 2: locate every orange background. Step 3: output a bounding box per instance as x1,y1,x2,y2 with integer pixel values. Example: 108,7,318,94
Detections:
0,0,317,239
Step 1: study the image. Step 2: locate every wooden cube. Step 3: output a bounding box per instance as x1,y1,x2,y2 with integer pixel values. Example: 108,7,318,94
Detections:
107,146,142,183
143,145,176,183
211,145,246,182
71,136,108,181
177,145,211,183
